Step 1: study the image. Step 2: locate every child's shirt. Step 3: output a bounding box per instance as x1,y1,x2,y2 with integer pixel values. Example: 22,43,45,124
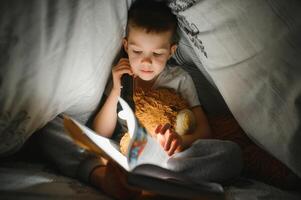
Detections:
152,64,200,107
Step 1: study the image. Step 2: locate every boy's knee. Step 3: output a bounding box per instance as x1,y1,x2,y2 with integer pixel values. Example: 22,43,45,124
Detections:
224,140,242,159
219,140,243,179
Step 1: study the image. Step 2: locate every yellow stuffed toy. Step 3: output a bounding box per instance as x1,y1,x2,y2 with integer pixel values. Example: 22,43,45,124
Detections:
119,87,196,155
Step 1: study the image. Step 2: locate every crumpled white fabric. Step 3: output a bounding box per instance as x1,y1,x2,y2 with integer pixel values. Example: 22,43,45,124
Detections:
170,0,301,177
167,139,243,183
0,0,130,156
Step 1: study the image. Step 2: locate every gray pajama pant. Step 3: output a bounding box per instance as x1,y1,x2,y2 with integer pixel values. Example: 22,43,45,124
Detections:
167,139,243,184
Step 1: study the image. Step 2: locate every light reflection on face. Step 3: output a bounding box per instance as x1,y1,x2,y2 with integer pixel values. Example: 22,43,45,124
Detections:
123,27,177,81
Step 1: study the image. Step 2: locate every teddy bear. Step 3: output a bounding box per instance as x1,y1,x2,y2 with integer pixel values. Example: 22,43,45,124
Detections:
119,87,196,155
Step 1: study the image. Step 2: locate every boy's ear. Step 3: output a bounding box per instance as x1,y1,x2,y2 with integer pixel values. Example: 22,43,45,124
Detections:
170,44,177,57
123,38,128,53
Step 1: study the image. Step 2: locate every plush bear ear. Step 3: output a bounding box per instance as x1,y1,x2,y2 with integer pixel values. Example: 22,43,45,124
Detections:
176,109,196,136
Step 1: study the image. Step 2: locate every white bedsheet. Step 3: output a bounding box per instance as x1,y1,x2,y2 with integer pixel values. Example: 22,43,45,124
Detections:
171,0,301,177
0,0,130,156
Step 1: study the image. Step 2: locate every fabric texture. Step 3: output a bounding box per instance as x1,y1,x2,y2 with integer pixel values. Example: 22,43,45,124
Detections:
0,161,111,200
172,33,230,116
208,114,300,190
0,0,130,156
35,115,104,183
0,0,300,199
153,64,200,107
173,29,300,190
224,178,301,200
167,139,243,183
169,0,301,177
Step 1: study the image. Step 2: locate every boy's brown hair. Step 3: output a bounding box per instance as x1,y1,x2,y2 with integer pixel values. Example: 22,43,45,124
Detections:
127,0,178,44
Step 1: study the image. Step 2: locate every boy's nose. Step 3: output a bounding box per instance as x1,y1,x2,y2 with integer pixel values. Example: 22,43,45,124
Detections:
141,56,152,64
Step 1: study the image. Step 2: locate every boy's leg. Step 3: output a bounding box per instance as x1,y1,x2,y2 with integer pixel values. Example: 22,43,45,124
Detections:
167,139,243,184
90,158,141,200
64,117,141,199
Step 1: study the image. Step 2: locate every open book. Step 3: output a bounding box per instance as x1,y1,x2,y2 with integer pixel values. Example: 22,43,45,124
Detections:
63,97,224,198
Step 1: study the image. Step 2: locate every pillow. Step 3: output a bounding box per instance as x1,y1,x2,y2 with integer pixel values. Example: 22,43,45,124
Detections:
0,0,131,156
170,0,301,177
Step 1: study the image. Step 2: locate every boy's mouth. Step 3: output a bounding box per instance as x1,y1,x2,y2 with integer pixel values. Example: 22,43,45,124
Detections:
140,69,153,74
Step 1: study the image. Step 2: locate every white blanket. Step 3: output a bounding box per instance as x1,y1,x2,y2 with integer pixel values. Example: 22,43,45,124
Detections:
0,0,130,156
171,0,301,177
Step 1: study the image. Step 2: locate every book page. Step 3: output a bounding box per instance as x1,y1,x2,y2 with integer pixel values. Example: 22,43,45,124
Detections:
129,132,169,170
117,97,136,139
68,118,129,171
118,97,169,170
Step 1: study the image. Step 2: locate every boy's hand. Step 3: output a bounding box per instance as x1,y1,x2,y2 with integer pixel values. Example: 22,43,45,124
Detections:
112,58,133,92
154,123,183,156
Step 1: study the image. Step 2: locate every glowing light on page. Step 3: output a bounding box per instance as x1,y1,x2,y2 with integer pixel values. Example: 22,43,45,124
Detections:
118,97,136,138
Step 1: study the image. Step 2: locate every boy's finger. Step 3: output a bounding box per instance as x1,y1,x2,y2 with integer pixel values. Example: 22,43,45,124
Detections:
160,123,171,135
114,68,133,77
175,145,182,153
168,140,178,156
118,62,131,69
114,61,131,69
113,65,131,72
164,130,173,151
119,58,129,62
118,58,130,64
155,124,162,134
116,63,130,69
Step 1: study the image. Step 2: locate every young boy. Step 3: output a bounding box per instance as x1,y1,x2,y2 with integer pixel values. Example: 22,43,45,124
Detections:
90,0,242,199
93,0,211,157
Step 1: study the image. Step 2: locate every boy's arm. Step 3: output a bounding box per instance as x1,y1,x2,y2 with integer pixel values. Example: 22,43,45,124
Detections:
93,58,133,138
180,106,212,149
93,88,120,138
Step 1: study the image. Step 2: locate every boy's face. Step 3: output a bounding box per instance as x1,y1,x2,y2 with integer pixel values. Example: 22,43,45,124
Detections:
123,27,177,81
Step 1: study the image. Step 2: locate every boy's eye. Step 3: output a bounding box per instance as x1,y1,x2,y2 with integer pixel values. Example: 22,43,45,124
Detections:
153,52,163,57
133,50,142,54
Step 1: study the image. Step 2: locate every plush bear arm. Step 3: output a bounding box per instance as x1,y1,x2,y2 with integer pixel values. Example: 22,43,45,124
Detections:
180,106,212,149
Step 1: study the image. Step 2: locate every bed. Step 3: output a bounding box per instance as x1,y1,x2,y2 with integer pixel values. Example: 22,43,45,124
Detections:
1,0,301,199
